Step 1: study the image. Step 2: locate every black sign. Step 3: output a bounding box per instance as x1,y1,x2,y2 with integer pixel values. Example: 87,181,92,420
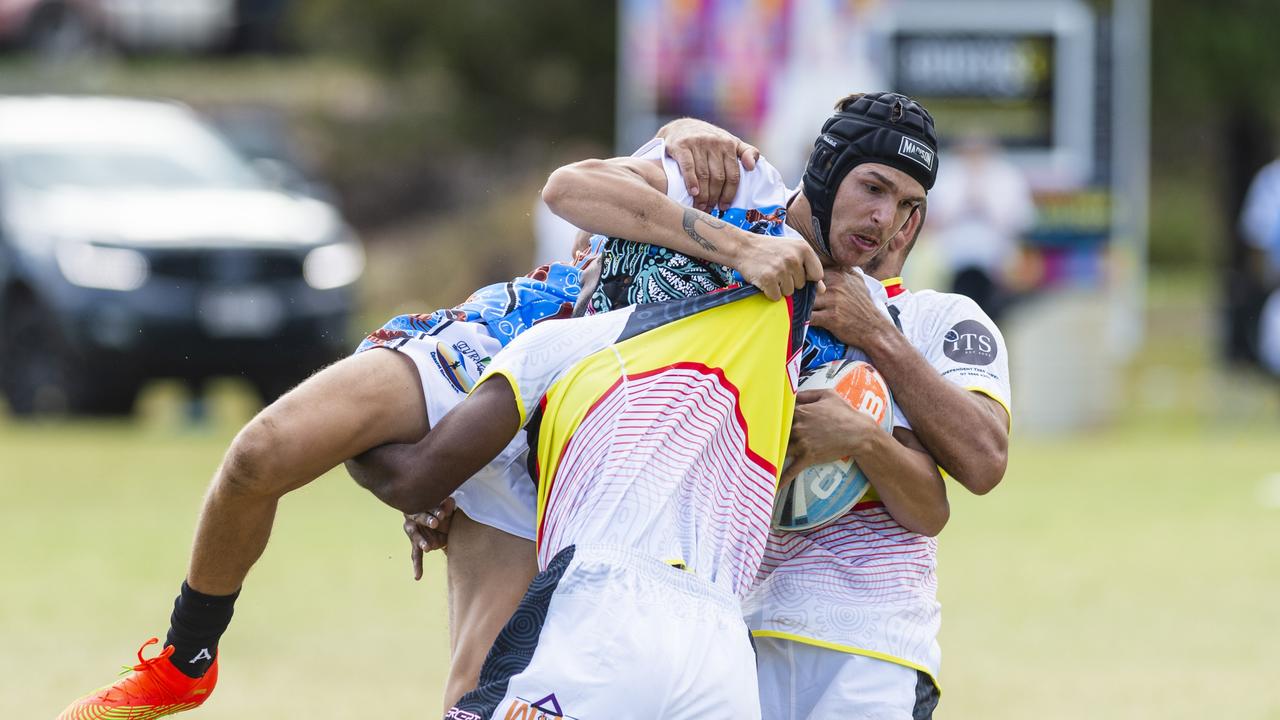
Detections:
893,31,1056,149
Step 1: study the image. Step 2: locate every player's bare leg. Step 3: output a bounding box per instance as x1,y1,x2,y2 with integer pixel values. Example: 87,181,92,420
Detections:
187,348,428,595
58,348,429,720
441,512,538,711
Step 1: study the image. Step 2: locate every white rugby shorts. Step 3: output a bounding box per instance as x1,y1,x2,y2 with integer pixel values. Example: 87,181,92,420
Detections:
364,320,536,541
448,544,762,720
755,635,940,720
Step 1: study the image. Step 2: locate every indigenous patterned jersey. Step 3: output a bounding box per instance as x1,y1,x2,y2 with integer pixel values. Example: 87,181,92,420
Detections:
356,261,586,354
744,283,1012,686
588,138,848,371
476,285,814,599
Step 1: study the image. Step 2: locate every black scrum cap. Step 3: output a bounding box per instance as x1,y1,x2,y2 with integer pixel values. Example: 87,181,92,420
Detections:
801,92,938,256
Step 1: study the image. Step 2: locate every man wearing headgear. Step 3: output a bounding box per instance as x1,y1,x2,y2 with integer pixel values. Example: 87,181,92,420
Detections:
740,94,1012,719
746,92,954,720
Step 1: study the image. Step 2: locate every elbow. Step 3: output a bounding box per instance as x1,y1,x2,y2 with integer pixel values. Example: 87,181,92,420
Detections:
542,160,601,216
376,476,440,515
540,166,573,212
346,457,413,512
918,500,950,538
971,444,1009,496
956,461,1005,496
345,447,437,513
955,433,1009,496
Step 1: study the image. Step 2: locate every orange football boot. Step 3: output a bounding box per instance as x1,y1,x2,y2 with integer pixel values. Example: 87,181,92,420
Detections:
58,638,217,720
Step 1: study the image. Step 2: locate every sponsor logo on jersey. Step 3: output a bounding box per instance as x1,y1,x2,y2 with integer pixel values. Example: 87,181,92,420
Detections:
453,339,490,374
502,692,577,720
431,342,477,393
898,135,935,171
445,709,482,720
943,319,997,365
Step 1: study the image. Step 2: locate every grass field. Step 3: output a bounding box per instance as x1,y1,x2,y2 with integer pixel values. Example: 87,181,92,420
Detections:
4,269,1279,718
3,397,1277,719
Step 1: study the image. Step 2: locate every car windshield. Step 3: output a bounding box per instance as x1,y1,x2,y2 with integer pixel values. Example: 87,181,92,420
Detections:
3,143,262,191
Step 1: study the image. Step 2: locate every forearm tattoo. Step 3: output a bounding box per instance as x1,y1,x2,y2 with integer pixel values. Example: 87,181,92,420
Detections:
681,208,726,252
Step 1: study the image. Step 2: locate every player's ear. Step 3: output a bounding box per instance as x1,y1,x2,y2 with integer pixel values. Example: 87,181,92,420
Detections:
889,206,923,253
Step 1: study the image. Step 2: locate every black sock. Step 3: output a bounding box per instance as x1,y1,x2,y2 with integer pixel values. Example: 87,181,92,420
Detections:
164,581,239,678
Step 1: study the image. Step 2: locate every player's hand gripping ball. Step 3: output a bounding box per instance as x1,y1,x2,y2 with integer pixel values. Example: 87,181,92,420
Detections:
773,359,894,532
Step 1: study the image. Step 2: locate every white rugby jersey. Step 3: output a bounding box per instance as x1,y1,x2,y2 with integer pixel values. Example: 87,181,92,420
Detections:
476,285,812,599
743,280,1013,685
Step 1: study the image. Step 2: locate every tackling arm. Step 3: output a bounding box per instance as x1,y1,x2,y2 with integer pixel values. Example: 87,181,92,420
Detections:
654,117,761,212
350,375,523,515
541,156,821,301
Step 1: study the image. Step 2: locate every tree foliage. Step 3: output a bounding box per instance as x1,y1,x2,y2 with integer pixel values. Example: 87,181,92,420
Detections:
290,0,616,146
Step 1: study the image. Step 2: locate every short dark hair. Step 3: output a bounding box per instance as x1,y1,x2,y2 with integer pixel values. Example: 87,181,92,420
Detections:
833,93,866,111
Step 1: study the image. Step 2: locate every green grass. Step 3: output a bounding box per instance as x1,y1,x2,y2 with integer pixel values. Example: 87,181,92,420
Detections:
0,401,453,718
938,426,1280,719
3,406,1277,719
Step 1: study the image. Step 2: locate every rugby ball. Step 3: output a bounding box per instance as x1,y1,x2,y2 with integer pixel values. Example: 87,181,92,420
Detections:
772,359,894,532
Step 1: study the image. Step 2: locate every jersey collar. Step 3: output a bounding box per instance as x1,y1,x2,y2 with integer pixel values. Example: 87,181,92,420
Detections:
881,276,906,298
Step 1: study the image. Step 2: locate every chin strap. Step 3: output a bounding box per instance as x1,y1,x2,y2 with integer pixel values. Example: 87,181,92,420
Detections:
809,216,835,264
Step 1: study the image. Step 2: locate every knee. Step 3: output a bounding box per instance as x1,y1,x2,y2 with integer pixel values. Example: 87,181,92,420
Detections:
218,414,285,499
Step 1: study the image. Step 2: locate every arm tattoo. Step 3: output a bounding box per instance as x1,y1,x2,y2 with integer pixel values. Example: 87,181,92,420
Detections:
681,208,726,252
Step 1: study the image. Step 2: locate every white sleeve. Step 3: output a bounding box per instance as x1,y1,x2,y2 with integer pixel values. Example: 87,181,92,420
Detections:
921,295,1013,423
474,310,631,427
630,137,791,212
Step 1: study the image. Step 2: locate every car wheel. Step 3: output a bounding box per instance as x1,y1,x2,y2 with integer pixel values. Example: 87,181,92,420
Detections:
1,299,73,416
1,299,140,417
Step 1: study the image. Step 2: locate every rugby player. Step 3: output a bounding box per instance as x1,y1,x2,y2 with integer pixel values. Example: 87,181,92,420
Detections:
413,93,1010,718
55,156,821,719
373,93,951,716
747,199,1012,720
744,103,1010,720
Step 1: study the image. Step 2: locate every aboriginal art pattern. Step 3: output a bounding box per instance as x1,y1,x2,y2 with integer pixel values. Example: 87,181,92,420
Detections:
586,204,848,371
356,262,584,353
586,204,788,315
448,546,576,720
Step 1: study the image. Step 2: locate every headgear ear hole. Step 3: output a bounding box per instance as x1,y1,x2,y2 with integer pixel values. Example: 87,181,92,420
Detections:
809,144,837,182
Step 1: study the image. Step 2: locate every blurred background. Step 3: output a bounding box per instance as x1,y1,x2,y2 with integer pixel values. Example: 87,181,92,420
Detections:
1,0,1277,718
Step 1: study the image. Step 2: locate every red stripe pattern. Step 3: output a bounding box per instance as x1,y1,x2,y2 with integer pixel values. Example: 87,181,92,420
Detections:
756,503,937,604
743,503,942,674
539,366,778,598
